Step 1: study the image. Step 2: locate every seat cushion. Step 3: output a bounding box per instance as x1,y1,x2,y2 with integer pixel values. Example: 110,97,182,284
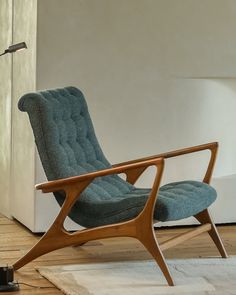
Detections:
73,180,216,228
155,180,216,221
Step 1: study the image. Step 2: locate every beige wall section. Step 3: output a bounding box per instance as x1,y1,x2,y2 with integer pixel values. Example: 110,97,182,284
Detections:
2,0,236,231
36,0,177,165
0,0,12,217
11,0,37,229
36,0,236,176
35,0,176,231
35,0,236,228
159,0,236,78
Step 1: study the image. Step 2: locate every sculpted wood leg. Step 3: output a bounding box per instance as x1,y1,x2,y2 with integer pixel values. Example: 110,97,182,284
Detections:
13,230,65,270
195,209,228,258
137,224,175,286
13,184,91,270
14,158,176,286
13,216,136,271
130,160,175,286
13,220,130,270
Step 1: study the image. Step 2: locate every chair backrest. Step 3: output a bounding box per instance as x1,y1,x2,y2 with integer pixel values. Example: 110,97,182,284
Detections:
18,87,133,225
18,86,112,180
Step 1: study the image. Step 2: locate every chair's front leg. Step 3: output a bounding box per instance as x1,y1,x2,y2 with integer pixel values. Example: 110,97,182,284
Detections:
132,159,175,286
136,219,174,286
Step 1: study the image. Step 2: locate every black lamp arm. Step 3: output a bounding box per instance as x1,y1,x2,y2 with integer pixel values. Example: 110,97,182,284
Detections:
0,42,27,56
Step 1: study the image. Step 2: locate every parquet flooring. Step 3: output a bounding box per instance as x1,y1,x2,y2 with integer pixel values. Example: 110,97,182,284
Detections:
0,214,235,294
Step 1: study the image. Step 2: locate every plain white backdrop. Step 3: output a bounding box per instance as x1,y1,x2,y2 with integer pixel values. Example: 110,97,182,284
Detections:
1,0,235,231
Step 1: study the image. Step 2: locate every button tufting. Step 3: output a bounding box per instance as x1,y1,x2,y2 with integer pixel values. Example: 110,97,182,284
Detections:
18,86,218,228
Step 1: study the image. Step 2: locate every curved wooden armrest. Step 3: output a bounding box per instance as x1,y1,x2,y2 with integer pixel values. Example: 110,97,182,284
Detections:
113,142,218,184
36,157,164,193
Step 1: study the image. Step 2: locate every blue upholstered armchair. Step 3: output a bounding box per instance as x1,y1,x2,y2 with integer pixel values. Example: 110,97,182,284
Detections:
14,86,228,286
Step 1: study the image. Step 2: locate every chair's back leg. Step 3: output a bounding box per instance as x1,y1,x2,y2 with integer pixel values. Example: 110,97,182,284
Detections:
195,209,228,258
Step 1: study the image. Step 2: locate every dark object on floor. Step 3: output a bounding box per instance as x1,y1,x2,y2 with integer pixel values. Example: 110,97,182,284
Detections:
0,266,19,292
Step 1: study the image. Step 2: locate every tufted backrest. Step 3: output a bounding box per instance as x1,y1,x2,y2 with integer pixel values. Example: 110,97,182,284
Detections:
18,87,133,213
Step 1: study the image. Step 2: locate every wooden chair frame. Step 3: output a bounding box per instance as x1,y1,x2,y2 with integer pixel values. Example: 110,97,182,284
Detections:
13,142,228,286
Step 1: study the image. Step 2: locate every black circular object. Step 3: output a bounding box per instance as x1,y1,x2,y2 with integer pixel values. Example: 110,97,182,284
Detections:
0,266,19,292
0,282,19,292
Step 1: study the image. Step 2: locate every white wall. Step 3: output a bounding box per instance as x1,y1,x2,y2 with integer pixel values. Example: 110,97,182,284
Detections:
1,0,235,230
35,0,236,228
0,0,12,217
11,0,37,229
0,0,37,225
36,0,236,176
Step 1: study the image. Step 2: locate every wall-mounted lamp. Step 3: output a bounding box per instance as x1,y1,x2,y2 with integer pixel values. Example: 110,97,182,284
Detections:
0,42,27,57
0,42,27,292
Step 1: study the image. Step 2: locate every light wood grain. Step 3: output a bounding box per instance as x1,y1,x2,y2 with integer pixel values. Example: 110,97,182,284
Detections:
0,214,235,294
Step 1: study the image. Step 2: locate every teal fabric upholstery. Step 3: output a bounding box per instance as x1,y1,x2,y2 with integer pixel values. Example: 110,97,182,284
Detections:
18,86,217,228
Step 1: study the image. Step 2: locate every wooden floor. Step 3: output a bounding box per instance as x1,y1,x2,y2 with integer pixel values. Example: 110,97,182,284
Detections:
0,214,235,294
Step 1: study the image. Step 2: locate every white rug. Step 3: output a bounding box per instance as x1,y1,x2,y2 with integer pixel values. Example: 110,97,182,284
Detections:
37,258,236,295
